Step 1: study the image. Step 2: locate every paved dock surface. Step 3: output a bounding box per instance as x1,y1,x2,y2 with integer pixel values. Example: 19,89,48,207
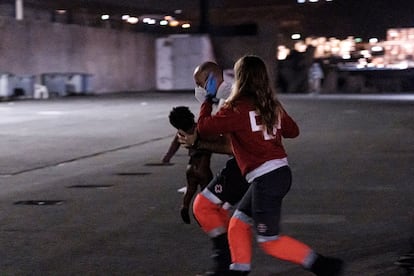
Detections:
0,92,413,275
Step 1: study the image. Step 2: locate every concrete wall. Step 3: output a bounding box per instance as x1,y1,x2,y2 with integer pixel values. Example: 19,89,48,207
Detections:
212,23,279,89
210,7,282,90
0,5,284,95
0,16,156,93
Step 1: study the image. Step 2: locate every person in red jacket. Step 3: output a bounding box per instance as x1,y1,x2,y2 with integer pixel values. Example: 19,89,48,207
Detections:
175,61,251,275
197,55,344,276
190,62,251,275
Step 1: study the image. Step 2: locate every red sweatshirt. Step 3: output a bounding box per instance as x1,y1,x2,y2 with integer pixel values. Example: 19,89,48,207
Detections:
197,97,299,178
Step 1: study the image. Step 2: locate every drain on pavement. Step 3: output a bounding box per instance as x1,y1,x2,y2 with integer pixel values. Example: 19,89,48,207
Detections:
67,184,113,189
116,172,152,176
14,200,65,206
145,162,174,166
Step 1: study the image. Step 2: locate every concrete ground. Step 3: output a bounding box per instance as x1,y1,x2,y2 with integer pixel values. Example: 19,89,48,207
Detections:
0,91,413,276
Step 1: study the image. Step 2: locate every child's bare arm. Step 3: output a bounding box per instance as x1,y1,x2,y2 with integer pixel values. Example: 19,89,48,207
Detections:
162,134,181,163
178,132,233,155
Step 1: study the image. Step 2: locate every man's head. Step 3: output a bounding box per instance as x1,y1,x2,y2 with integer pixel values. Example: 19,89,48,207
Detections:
193,61,227,104
193,61,224,89
168,106,195,133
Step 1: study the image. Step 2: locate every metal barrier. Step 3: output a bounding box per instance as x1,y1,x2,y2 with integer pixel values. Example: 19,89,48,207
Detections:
0,72,17,98
15,75,36,98
41,73,93,96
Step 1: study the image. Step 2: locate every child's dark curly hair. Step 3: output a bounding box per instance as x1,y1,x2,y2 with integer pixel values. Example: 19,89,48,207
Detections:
169,106,195,132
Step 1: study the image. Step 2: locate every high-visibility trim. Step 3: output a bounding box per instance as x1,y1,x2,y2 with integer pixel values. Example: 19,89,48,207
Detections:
201,188,223,205
259,235,313,266
303,251,318,269
245,158,288,183
232,210,253,225
222,202,232,210
207,226,227,238
230,263,251,271
257,234,279,243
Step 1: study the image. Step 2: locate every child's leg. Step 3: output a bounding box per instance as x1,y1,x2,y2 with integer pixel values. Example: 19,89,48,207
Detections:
181,154,212,224
181,163,200,224
193,154,213,190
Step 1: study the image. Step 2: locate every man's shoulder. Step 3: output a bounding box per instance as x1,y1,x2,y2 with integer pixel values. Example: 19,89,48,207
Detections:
216,81,232,100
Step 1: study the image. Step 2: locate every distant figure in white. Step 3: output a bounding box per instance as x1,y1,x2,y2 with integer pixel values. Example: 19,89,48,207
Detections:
34,84,49,99
308,62,324,94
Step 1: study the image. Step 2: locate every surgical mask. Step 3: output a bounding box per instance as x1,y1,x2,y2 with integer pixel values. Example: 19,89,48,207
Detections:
194,86,207,104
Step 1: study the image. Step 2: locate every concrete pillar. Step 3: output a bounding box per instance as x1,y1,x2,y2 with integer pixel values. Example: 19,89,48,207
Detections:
15,0,23,20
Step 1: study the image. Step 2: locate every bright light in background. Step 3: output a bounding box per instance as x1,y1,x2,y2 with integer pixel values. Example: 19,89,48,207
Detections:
291,33,301,40
388,29,399,38
182,23,191,29
98,11,192,30
127,17,139,24
143,17,156,24
119,13,190,28
169,20,180,27
277,45,290,60
282,28,414,70
56,9,66,14
360,50,371,58
395,61,408,69
369,38,378,43
122,14,139,24
294,41,308,52
371,46,383,52
297,0,306,3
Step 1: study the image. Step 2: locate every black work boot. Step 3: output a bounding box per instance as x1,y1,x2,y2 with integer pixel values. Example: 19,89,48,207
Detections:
310,254,344,276
204,233,231,276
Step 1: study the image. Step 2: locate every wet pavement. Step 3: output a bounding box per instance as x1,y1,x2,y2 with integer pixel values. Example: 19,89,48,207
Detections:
0,91,413,275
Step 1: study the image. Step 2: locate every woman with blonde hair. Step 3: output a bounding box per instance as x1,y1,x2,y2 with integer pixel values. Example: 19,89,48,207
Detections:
197,55,343,276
